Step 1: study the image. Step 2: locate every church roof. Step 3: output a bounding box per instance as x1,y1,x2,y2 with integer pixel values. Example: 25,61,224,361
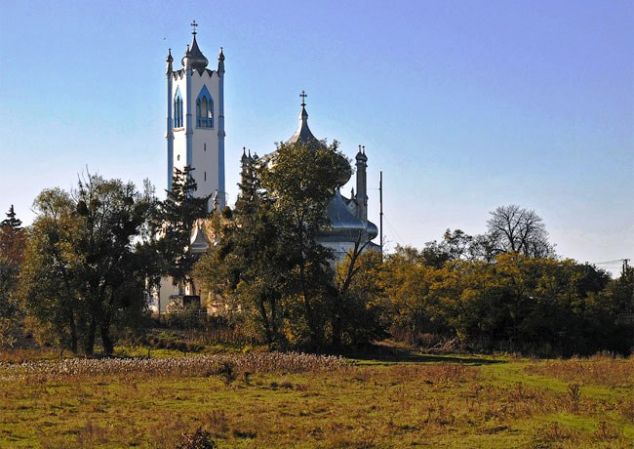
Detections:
319,190,369,242
287,93,324,148
190,222,210,254
182,34,209,72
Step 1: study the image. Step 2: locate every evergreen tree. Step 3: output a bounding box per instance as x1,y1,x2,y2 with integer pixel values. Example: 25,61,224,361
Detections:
0,204,26,346
161,166,210,293
1,205,22,230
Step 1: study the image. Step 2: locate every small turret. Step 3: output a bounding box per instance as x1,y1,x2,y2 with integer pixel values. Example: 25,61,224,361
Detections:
166,48,173,74
355,145,368,222
240,146,248,165
218,47,225,75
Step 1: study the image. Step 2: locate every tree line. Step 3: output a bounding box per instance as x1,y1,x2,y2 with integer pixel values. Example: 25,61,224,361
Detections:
0,140,632,356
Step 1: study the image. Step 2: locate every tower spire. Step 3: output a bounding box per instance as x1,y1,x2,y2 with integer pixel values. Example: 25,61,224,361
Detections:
217,47,225,74
165,48,173,74
299,90,308,122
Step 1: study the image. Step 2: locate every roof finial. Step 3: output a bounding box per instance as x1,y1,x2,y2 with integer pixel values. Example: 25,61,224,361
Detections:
191,20,198,36
300,90,307,108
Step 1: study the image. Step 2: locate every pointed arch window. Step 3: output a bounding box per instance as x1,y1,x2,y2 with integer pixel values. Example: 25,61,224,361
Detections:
174,87,184,128
196,85,214,128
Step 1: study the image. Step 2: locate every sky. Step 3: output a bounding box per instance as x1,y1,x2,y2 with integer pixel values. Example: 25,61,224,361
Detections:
0,0,632,274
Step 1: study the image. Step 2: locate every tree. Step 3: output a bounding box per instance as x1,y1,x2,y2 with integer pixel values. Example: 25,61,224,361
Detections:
486,205,554,258
195,152,290,348
161,166,210,293
0,205,26,347
135,179,169,314
1,205,22,229
260,140,351,348
19,175,152,355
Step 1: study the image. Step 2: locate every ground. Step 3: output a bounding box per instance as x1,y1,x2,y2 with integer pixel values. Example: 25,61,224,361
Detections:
0,345,632,449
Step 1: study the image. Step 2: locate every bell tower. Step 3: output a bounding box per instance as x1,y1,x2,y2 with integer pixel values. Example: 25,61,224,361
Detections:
166,21,226,210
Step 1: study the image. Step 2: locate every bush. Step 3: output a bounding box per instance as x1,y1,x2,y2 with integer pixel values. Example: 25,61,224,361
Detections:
164,304,208,330
175,428,215,449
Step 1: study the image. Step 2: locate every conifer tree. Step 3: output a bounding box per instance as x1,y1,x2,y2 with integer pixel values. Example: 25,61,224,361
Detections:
0,205,25,346
1,205,22,230
161,166,210,293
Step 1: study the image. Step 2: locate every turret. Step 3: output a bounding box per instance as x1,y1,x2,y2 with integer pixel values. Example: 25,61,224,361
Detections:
166,48,173,74
355,145,368,222
217,47,225,75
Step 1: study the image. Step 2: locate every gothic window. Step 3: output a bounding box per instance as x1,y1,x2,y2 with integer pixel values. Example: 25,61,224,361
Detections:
196,85,214,128
174,87,183,128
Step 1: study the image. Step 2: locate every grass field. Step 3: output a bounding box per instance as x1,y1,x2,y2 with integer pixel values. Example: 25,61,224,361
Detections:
0,347,632,449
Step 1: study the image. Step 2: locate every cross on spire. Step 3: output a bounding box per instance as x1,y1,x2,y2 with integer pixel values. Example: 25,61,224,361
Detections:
191,20,198,35
300,90,307,107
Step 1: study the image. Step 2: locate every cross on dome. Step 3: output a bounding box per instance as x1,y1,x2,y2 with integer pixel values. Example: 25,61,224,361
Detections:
300,90,307,107
191,20,198,35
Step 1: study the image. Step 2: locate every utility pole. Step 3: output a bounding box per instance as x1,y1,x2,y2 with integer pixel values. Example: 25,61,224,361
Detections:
379,171,384,261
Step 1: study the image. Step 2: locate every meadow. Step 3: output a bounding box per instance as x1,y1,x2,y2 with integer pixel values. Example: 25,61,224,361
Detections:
0,348,632,449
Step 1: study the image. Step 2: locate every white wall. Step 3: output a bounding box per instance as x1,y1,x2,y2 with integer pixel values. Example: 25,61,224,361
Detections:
171,69,222,207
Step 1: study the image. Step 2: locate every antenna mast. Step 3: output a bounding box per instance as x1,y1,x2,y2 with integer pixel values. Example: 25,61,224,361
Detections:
379,170,384,260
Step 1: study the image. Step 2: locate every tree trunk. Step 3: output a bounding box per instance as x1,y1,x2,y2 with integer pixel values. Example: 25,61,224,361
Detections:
101,324,114,356
68,310,78,354
257,296,274,348
84,317,96,356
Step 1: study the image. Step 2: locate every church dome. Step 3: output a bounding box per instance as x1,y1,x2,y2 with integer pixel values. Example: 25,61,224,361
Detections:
319,190,369,242
288,104,323,148
286,93,351,186
182,34,209,72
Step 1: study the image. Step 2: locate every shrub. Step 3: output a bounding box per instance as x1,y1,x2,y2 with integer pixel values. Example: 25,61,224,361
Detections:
175,427,215,449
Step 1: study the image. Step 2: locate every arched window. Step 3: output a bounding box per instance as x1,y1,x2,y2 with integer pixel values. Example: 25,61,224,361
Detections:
196,85,214,128
174,87,183,128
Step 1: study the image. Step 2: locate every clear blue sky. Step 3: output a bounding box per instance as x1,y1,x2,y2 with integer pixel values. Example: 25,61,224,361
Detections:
1,0,632,273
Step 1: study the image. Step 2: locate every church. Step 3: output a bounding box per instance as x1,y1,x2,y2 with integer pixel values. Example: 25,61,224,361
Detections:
156,25,379,313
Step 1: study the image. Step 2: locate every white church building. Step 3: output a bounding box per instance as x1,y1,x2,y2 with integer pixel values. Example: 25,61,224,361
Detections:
154,24,378,314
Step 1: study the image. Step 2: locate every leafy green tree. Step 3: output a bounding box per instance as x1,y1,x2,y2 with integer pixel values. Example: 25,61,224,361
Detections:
261,141,350,349
195,152,290,348
19,175,152,355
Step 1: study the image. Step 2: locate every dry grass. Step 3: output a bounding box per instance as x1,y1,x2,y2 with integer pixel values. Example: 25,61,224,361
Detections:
524,355,634,387
0,352,632,448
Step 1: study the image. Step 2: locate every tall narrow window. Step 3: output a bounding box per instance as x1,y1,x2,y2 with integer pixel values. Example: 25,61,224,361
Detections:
204,171,207,181
196,85,214,128
174,87,183,128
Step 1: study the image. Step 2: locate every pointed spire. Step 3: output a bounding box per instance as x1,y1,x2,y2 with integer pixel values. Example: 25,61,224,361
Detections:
217,47,225,74
299,90,308,121
181,21,208,71
241,146,248,163
166,48,173,74
288,90,322,147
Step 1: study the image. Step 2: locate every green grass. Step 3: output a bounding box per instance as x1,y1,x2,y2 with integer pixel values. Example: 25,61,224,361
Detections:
0,348,632,449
